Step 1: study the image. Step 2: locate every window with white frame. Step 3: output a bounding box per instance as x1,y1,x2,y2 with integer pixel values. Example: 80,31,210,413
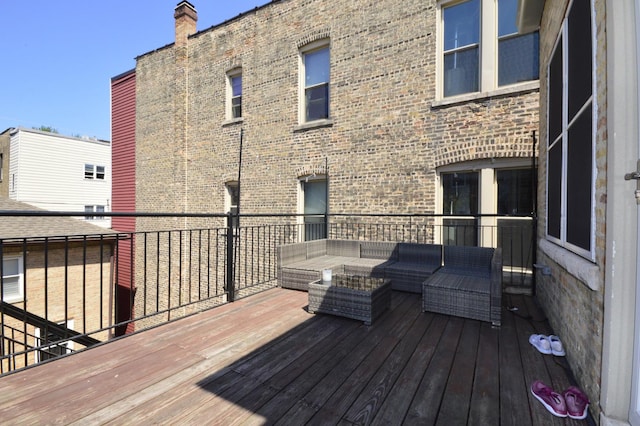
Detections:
300,42,330,123
2,256,23,303
298,174,327,241
84,205,106,220
225,181,239,229
36,320,74,363
438,161,535,270
226,70,242,120
84,164,105,180
546,0,594,259
441,0,539,99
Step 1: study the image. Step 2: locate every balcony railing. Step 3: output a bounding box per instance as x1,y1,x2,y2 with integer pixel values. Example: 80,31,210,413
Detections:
0,211,534,376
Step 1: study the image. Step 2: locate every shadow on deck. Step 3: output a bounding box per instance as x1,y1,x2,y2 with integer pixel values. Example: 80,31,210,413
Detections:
0,288,594,425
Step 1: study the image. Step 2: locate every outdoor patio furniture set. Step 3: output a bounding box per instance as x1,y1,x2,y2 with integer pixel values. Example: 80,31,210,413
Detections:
277,239,502,326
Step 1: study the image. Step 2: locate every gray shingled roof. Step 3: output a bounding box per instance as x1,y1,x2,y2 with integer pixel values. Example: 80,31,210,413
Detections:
0,198,118,240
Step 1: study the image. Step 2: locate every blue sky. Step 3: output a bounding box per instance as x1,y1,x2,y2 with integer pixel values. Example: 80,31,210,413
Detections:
0,1,270,141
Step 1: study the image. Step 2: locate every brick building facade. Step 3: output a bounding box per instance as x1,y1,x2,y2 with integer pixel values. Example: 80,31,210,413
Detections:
0,198,115,373
524,0,640,424
133,0,539,225
533,0,606,421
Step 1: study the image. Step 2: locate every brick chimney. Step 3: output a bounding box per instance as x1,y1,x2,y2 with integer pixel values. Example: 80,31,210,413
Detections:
174,1,197,48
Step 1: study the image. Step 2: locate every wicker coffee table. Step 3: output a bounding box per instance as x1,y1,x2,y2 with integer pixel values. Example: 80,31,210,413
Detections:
308,274,392,325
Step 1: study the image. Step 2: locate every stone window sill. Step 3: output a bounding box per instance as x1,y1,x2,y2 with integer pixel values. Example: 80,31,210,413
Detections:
222,118,244,127
539,238,600,291
294,119,334,132
431,81,540,108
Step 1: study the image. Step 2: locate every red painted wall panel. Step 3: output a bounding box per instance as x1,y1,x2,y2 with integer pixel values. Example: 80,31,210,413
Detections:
111,69,136,334
111,69,136,228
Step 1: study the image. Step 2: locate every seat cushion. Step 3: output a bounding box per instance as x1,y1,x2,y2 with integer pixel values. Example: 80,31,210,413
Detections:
424,272,490,295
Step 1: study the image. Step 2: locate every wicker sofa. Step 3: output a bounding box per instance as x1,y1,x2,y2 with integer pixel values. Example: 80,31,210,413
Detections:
421,245,503,326
277,239,441,293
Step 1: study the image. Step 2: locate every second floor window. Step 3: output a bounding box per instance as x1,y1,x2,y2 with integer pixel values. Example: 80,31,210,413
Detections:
441,0,539,99
85,164,105,180
497,0,539,86
227,71,242,120
443,0,480,97
301,44,330,122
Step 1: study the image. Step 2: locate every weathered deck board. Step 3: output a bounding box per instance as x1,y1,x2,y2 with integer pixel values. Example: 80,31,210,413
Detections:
468,322,500,425
0,289,593,425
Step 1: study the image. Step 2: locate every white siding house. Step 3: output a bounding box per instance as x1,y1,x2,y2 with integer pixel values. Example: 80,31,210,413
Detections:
5,128,111,228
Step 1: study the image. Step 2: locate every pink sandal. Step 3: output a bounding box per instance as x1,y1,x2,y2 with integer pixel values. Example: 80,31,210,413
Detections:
531,380,567,417
563,386,590,419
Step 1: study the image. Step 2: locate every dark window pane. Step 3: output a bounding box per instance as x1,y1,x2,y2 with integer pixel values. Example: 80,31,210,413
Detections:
228,183,239,205
499,32,539,86
548,38,563,143
568,0,592,120
497,169,535,215
442,172,478,215
443,218,478,246
498,218,534,269
84,164,94,179
444,48,479,96
444,0,479,50
96,166,105,180
566,105,592,251
304,179,327,241
547,143,562,239
306,84,329,121
39,329,70,362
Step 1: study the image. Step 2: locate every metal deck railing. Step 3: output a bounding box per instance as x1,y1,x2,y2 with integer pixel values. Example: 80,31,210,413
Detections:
0,211,534,376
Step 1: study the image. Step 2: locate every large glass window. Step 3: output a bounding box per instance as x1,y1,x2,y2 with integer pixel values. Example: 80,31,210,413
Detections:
442,172,479,215
443,0,480,97
546,0,594,258
497,169,534,215
439,164,535,278
442,172,478,246
303,46,330,122
302,177,327,241
498,0,539,86
441,0,539,98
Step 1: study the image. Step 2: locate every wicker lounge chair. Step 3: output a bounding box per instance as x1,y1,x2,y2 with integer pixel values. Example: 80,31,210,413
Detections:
422,246,502,326
384,243,442,293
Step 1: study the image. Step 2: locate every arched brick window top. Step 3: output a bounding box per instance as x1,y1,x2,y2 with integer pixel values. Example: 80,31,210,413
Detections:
296,164,328,180
433,135,535,170
296,29,331,49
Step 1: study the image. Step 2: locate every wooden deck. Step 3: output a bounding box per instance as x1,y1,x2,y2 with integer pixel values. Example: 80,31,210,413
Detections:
0,288,592,425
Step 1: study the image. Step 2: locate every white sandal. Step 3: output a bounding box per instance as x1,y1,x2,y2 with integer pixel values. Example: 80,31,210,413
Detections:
529,334,552,355
549,335,566,356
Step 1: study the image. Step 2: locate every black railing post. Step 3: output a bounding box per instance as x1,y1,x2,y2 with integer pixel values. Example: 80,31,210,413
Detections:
226,213,236,302
324,213,329,239
531,130,538,296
